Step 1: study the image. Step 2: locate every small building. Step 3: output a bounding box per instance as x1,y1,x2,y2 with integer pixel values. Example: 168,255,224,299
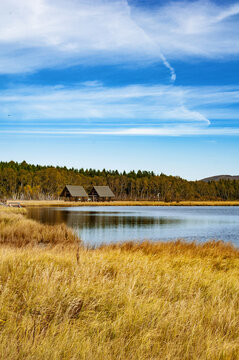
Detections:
89,186,115,201
60,185,88,201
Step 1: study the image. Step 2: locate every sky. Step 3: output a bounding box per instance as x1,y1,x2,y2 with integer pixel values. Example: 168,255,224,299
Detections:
1,0,239,180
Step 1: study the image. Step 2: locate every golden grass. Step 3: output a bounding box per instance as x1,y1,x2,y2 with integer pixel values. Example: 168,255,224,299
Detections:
18,200,239,207
0,207,78,247
1,207,239,359
1,242,239,359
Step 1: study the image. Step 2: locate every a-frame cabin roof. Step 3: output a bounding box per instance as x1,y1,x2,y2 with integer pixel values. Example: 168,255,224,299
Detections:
61,185,88,197
92,186,115,197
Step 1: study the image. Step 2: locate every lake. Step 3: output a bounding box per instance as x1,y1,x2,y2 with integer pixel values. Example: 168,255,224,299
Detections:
26,206,239,247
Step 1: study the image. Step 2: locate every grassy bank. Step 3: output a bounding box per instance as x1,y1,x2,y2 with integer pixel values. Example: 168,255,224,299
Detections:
17,199,239,207
0,207,78,247
1,208,239,359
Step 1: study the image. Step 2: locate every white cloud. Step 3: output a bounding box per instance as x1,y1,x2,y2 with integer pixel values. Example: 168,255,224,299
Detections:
0,83,210,125
1,83,239,136
2,127,239,137
0,0,239,74
137,1,239,58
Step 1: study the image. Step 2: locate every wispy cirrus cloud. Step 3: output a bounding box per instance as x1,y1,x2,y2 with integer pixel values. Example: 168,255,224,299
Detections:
1,1,239,138
135,1,239,59
1,83,239,136
3,127,239,137
0,83,209,124
0,0,239,75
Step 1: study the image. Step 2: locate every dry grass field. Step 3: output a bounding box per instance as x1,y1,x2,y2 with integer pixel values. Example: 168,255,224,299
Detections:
18,200,239,207
0,207,78,247
1,208,239,359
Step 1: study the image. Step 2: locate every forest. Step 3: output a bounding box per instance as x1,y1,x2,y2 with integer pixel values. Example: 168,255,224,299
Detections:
0,160,239,201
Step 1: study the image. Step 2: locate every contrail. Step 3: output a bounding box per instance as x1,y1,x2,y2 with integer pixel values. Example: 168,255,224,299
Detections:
160,53,176,82
124,0,176,82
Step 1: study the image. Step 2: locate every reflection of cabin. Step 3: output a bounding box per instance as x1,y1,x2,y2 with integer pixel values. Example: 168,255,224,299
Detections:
89,186,115,202
60,185,88,201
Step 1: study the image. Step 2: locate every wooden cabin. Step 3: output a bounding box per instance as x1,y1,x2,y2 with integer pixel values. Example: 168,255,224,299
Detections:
89,186,115,202
60,185,88,201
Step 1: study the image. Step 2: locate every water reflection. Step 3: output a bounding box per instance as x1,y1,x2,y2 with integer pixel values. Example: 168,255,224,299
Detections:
27,207,185,228
27,206,239,247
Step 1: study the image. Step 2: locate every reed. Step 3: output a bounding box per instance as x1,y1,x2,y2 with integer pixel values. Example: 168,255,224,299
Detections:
1,242,239,359
18,200,239,207
0,207,79,247
1,207,239,359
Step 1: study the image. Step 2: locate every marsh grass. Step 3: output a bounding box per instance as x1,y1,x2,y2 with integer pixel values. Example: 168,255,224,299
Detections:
1,208,239,359
1,242,239,359
0,207,78,247
19,200,239,207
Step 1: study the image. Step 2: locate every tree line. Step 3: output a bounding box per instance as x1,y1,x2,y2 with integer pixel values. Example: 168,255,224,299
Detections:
0,160,239,201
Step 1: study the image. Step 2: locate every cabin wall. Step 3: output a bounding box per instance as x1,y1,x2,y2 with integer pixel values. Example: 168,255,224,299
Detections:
89,189,99,202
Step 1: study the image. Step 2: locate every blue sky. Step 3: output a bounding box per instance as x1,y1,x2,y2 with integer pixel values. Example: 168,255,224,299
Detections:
1,0,239,179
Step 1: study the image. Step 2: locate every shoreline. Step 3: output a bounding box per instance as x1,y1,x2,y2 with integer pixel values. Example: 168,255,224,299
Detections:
13,200,239,207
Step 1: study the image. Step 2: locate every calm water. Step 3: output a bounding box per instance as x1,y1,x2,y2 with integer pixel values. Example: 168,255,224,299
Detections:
27,206,239,247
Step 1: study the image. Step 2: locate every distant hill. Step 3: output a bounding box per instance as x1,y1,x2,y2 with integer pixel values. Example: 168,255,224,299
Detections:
201,175,239,182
